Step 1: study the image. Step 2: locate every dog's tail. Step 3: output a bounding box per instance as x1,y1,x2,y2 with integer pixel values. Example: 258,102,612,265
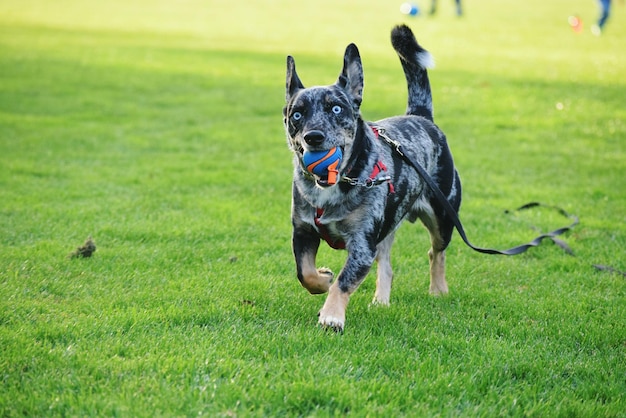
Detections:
391,25,435,121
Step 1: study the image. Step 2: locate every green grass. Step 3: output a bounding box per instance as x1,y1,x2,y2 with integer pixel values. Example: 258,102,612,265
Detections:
1,0,625,416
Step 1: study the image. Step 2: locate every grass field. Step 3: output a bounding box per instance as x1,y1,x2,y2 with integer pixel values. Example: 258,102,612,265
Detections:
1,0,625,416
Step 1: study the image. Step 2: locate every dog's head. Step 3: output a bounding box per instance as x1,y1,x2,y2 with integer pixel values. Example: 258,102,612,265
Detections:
283,44,364,186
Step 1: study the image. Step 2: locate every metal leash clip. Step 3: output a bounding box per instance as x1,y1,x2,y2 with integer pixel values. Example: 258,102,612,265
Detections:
341,175,391,188
367,175,392,187
374,127,405,157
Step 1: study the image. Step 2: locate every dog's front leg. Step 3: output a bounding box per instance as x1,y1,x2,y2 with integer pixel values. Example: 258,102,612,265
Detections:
318,240,375,332
293,226,334,294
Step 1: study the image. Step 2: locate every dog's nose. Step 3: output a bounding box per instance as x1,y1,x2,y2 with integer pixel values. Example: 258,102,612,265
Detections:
303,130,325,146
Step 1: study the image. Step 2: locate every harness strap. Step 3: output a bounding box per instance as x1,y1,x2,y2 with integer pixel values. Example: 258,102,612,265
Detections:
315,208,346,250
367,161,395,194
372,126,579,256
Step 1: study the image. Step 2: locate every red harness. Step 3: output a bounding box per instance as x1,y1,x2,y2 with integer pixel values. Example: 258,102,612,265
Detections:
314,208,346,249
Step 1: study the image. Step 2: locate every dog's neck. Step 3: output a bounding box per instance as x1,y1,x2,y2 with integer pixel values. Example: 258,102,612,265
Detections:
341,118,378,179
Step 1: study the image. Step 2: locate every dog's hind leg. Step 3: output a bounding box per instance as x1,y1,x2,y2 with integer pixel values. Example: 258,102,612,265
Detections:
373,232,395,305
428,246,448,295
419,208,451,295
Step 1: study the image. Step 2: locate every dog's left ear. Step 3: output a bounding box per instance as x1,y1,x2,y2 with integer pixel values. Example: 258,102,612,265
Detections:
286,56,305,101
336,43,363,108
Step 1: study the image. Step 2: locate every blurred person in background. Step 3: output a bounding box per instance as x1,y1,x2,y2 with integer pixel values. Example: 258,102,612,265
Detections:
430,0,462,16
592,0,612,35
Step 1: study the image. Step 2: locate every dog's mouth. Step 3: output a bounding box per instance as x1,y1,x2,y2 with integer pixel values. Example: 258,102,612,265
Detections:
309,168,339,189
315,177,334,188
300,146,344,188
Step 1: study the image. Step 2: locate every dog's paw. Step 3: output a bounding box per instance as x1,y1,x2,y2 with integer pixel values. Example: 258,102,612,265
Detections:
370,296,390,306
318,311,345,333
429,284,449,296
318,267,334,282
317,283,349,333
301,268,334,294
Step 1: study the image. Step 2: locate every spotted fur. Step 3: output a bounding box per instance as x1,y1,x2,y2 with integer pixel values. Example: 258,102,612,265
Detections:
283,24,461,332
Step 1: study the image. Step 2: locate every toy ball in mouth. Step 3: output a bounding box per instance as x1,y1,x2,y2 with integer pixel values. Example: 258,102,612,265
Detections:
302,147,343,185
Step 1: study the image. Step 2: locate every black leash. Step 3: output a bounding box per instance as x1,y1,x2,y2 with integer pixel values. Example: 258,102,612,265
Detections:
374,127,579,256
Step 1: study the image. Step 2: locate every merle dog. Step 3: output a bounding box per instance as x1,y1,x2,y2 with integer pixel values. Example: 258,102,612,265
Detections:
283,25,461,332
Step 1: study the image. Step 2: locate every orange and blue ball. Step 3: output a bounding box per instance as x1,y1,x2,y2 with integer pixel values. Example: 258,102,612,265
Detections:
302,147,343,184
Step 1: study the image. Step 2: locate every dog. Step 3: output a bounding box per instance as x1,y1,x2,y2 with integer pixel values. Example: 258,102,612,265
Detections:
283,25,461,332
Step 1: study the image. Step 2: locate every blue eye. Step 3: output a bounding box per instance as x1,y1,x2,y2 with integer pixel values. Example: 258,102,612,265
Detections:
332,105,342,114
292,111,302,121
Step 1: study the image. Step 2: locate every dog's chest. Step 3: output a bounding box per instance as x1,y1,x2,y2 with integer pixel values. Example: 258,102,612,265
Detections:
295,176,347,209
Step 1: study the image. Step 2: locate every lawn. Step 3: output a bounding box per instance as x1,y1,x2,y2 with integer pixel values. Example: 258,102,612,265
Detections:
1,0,625,416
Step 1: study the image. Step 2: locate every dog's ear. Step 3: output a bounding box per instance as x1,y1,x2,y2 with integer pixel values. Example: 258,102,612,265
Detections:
286,56,304,101
336,43,363,108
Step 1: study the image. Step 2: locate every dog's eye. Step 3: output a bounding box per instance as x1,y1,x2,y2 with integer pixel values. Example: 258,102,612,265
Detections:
332,105,342,115
292,111,303,121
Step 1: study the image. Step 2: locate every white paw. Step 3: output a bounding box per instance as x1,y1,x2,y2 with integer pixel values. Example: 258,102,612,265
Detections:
318,313,345,333
371,296,390,306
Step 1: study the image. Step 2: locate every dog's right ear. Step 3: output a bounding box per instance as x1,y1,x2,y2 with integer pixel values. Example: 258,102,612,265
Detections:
286,56,304,101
